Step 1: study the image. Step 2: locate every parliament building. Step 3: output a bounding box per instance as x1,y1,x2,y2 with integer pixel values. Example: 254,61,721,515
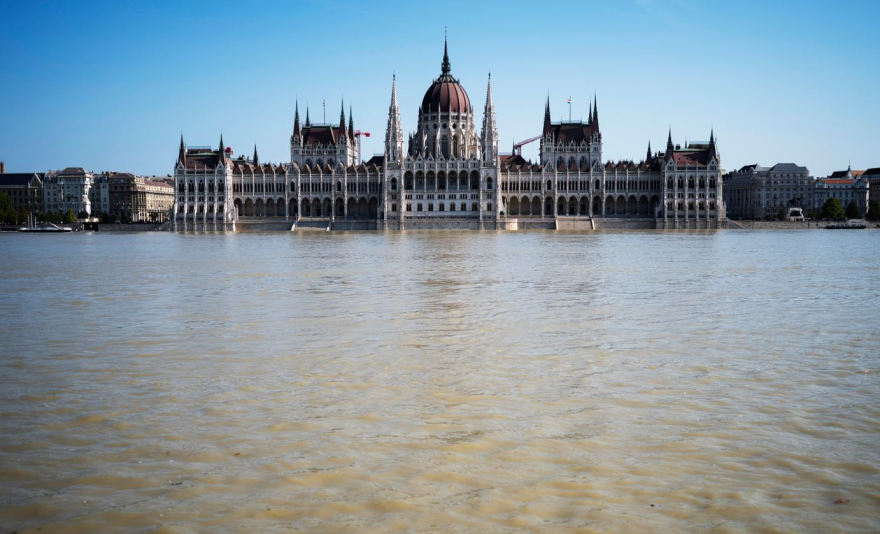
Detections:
172,40,725,230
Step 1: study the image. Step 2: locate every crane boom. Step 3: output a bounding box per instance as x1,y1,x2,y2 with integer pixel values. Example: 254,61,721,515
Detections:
514,135,541,155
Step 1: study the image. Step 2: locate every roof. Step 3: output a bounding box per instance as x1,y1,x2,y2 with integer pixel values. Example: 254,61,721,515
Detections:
863,167,880,176
302,125,345,147
365,155,385,168
671,150,710,166
829,170,864,178
769,163,808,172
822,179,855,185
547,121,598,144
0,173,43,187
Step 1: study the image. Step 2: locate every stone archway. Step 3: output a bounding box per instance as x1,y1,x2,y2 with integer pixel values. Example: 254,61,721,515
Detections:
508,197,520,216
244,198,254,216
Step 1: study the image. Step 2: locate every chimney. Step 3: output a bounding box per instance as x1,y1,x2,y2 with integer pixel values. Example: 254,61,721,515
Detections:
1,161,5,173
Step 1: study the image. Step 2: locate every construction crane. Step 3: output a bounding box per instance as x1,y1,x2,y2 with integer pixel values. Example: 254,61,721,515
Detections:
354,130,370,163
514,135,541,156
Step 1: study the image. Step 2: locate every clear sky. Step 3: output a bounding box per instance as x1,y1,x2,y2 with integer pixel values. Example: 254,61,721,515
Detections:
1,0,878,177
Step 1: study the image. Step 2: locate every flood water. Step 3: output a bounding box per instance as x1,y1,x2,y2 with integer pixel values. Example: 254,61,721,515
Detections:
1,229,879,532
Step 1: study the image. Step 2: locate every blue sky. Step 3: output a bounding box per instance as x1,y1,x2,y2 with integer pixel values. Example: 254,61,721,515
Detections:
1,0,878,177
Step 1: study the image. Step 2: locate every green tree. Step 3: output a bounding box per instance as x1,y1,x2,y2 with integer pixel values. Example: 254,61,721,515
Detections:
845,200,861,219
821,197,845,221
867,200,880,221
63,208,77,224
0,192,13,224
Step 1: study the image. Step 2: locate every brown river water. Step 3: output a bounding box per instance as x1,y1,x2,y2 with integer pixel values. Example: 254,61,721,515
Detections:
1,230,879,532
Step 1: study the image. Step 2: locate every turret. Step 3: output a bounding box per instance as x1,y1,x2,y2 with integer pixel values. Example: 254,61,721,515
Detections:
481,73,498,162
219,133,226,163
253,145,259,166
646,140,652,162
665,129,675,162
348,105,354,142
385,74,404,163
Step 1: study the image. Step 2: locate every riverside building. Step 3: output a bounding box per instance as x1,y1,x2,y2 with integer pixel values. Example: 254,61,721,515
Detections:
173,40,726,230
723,163,814,219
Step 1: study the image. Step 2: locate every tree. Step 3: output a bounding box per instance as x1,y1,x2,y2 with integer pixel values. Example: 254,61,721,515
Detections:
845,200,861,220
64,209,77,224
867,200,880,222
821,197,845,221
778,208,786,220
0,192,13,224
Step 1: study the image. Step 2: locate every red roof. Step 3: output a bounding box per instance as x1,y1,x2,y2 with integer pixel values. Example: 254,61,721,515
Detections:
824,179,854,184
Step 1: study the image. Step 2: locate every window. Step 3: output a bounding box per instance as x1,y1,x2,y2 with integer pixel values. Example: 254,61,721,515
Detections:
461,202,467,211
471,203,478,212
428,203,434,212
417,203,423,212
392,203,397,212
406,203,412,211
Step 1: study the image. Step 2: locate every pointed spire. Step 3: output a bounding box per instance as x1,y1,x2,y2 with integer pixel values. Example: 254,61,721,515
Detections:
348,105,354,141
293,100,301,137
253,145,259,166
709,127,715,145
481,72,498,162
647,140,652,161
305,106,310,127
219,133,226,162
485,72,494,109
592,93,599,131
178,134,186,164
441,33,451,75
339,99,347,138
666,128,675,161
543,94,552,134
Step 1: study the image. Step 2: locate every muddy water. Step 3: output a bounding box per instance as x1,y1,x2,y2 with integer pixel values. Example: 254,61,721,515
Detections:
1,230,879,532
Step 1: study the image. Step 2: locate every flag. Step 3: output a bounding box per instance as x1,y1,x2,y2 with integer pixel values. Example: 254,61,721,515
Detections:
567,97,571,103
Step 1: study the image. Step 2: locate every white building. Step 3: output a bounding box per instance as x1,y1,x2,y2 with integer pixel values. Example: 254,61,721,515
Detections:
723,163,813,219
815,166,869,217
173,39,726,230
43,167,96,217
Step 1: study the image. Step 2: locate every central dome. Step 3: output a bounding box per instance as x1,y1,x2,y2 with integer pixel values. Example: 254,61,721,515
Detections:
421,40,471,114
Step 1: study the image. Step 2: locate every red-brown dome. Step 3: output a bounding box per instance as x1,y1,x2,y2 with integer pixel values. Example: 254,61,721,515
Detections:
421,40,471,114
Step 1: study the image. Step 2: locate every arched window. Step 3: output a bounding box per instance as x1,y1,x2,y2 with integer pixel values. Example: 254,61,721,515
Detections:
404,172,413,190
709,178,716,189
568,156,575,168
391,178,398,191
336,181,342,192
441,136,449,158
486,177,493,190
316,158,323,168
546,180,552,191
556,156,564,168
470,171,480,190
595,179,600,190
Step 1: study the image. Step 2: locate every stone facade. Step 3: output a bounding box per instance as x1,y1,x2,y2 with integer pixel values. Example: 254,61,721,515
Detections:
723,163,813,219
0,172,44,216
172,40,725,230
815,167,869,217
108,172,174,222
43,167,96,217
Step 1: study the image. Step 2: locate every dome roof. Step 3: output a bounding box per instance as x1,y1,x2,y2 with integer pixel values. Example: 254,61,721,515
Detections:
421,40,471,114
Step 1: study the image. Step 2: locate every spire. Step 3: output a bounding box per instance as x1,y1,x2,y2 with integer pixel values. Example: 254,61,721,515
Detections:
339,99,347,138
441,33,451,76
305,106,310,127
293,101,301,138
386,74,403,162
253,145,259,166
481,72,498,162
218,133,226,162
178,134,186,165
348,105,354,141
589,104,593,124
647,140,652,161
708,128,719,162
592,93,599,131
543,94,552,134
666,128,675,161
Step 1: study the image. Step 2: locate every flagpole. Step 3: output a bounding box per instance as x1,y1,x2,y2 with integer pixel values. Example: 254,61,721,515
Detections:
568,96,571,122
